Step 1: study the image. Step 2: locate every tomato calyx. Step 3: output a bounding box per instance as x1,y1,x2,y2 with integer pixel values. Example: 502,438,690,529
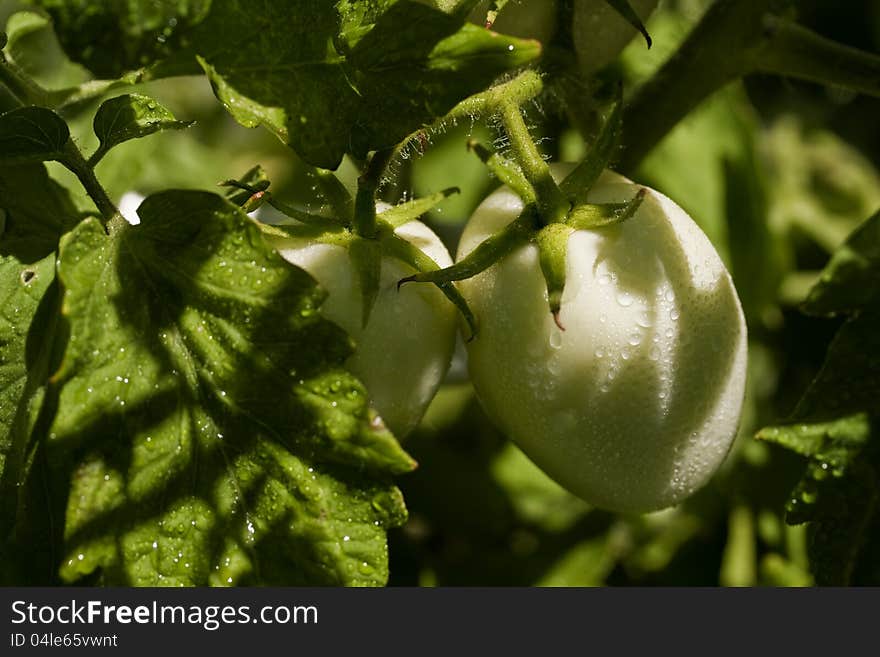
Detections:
221,162,474,331
399,91,645,334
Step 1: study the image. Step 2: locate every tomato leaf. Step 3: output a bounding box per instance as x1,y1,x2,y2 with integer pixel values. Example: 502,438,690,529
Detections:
0,164,79,583
801,209,880,316
50,191,414,586
757,211,880,585
194,0,540,168
32,0,211,78
0,107,70,164
91,93,194,164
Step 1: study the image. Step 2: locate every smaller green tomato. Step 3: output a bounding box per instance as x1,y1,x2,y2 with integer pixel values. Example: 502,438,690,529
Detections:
459,165,747,513
273,217,458,437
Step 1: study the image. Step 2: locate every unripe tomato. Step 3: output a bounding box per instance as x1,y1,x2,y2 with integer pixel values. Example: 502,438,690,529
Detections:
458,165,747,513
272,219,458,437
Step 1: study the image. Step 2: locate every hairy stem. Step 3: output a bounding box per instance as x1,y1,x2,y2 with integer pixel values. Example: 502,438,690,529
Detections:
498,102,569,225
392,69,544,163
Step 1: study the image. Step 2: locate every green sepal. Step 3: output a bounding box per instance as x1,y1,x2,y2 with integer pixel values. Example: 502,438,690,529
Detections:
560,96,623,203
349,237,383,329
398,211,535,286
565,189,646,230
257,221,351,248
468,140,536,205
536,223,575,328
377,187,460,229
602,0,653,48
382,231,478,341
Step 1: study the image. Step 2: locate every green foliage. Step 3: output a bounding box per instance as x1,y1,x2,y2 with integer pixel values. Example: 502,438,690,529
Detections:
91,93,194,164
193,0,540,167
47,192,413,585
758,211,880,585
34,0,540,169
0,163,79,584
33,0,211,78
0,106,68,163
1,0,879,588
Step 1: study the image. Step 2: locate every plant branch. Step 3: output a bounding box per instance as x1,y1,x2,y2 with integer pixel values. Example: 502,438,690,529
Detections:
354,149,394,238
61,141,124,233
0,56,49,106
498,102,568,225
392,69,544,162
757,16,880,98
618,0,880,173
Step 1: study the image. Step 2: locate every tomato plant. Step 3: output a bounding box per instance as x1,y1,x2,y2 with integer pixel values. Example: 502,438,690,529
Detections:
1,0,879,588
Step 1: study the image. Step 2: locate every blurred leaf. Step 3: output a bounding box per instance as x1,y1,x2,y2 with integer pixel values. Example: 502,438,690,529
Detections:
536,534,617,586
764,117,880,255
193,0,540,168
0,106,69,164
723,136,783,326
3,10,90,90
719,504,756,586
758,211,880,584
635,84,756,263
802,209,880,316
492,443,590,534
33,0,211,78
50,191,413,585
91,93,194,163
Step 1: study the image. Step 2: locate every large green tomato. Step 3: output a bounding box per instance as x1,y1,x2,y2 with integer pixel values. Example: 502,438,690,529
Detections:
458,166,747,513
272,219,457,437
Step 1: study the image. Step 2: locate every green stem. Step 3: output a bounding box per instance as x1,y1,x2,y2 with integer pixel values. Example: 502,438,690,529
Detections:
61,141,124,232
618,0,769,172
1,57,123,231
619,0,880,172
392,69,544,163
354,149,393,238
498,102,568,225
0,57,49,106
757,17,880,98
468,140,536,204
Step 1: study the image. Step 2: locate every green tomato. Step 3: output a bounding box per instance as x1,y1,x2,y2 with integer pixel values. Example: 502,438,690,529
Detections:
273,219,457,437
458,165,747,513
573,0,658,74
